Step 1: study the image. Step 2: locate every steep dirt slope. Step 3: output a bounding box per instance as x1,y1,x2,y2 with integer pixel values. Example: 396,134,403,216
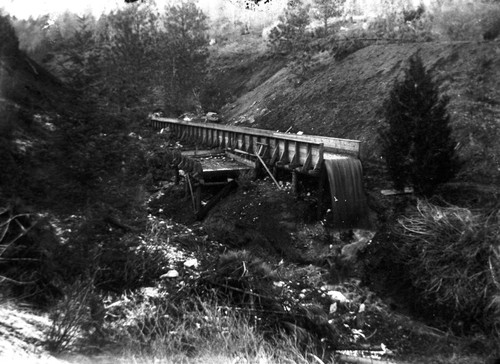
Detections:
207,38,286,104
1,50,67,115
221,41,500,186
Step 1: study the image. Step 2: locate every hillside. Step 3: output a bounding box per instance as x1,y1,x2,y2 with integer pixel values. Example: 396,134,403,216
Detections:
219,39,500,187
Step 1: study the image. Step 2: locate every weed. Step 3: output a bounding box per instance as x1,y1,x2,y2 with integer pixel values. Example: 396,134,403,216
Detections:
395,200,500,335
46,278,97,352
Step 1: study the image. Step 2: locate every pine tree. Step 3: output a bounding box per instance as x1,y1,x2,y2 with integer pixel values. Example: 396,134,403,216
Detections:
312,0,345,36
268,0,310,55
380,53,459,196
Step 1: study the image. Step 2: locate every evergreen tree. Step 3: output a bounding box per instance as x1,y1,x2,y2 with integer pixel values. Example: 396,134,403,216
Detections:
380,53,459,196
101,4,161,112
312,0,345,36
268,0,311,54
162,0,209,112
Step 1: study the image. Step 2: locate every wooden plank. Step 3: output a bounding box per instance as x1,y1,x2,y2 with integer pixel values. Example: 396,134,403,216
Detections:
225,151,257,168
255,148,281,189
279,140,289,164
301,147,313,173
290,142,300,168
381,187,414,196
313,144,324,171
232,148,256,157
270,143,279,165
181,150,223,157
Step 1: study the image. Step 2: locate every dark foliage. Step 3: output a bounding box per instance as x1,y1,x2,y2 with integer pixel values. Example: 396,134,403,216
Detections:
268,0,311,55
200,77,233,112
403,4,425,23
0,204,63,306
0,14,19,58
379,53,460,196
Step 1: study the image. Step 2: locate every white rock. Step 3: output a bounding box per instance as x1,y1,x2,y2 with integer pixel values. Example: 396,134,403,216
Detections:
329,302,337,313
141,287,160,298
184,258,198,268
327,290,349,303
161,270,179,278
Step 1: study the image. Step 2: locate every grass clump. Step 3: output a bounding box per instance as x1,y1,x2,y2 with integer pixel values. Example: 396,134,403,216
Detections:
103,292,319,364
394,200,500,337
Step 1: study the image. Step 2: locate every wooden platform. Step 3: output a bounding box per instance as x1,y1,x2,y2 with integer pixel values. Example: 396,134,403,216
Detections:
186,152,254,180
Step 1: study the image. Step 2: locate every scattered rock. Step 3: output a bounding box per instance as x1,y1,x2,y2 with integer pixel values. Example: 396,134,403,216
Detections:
184,258,198,268
141,287,160,298
161,269,179,278
327,290,349,303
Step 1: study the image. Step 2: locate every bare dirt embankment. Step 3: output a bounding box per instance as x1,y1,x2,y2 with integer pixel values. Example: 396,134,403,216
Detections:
219,40,500,188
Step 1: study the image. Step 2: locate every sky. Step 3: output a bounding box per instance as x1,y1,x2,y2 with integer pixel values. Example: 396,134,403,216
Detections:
1,0,435,20
1,0,228,19
1,0,288,19
2,0,121,19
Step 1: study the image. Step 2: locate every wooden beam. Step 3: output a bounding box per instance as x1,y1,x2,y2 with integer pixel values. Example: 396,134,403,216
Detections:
255,149,281,190
196,180,238,220
301,146,313,173
313,143,324,172
225,151,257,168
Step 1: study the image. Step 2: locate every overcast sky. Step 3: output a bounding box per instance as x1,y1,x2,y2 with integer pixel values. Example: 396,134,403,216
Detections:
0,0,234,19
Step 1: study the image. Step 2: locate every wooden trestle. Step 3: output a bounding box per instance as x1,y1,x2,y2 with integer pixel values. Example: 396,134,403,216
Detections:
150,117,360,172
150,116,362,219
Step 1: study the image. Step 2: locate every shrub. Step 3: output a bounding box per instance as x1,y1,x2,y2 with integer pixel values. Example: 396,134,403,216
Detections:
379,53,459,196
394,200,500,335
46,278,98,352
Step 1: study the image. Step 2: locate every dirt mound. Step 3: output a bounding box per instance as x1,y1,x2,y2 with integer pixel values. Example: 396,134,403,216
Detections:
202,179,334,263
221,40,500,186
